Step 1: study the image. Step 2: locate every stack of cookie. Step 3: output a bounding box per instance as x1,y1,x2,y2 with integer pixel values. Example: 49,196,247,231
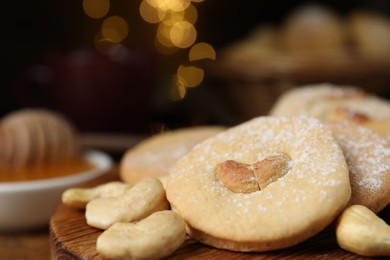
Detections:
65,83,390,258
123,84,390,256
164,114,390,254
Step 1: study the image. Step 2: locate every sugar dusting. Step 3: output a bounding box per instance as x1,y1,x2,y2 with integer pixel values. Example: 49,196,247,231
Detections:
124,127,224,172
330,121,390,192
168,116,349,216
271,84,390,120
125,145,190,172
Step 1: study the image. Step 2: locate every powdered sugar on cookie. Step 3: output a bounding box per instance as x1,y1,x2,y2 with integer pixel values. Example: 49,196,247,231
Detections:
328,121,390,213
166,115,351,252
119,126,225,184
270,84,390,121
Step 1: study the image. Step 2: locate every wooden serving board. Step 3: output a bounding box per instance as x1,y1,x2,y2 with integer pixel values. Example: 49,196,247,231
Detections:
50,167,384,259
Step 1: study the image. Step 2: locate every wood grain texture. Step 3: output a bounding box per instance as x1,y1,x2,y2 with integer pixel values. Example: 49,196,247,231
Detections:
50,168,386,259
0,229,50,260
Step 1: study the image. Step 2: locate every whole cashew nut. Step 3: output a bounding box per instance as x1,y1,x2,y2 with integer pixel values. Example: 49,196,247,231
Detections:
62,181,131,208
96,210,186,260
86,178,170,229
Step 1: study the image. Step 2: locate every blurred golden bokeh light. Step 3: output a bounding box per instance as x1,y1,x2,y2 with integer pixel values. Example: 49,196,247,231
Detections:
169,75,187,101
162,10,185,26
82,0,110,19
170,21,197,48
101,16,128,43
177,65,204,87
189,42,216,61
81,0,209,103
184,4,198,25
169,0,191,12
156,23,175,47
148,0,191,12
139,0,204,56
139,0,165,24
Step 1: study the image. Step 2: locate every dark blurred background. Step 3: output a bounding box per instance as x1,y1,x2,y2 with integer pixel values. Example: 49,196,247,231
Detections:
1,0,389,137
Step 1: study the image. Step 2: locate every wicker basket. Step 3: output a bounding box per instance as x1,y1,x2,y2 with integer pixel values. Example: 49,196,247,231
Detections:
205,56,390,121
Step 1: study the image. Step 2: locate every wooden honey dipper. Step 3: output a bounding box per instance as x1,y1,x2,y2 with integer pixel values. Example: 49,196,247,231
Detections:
0,109,81,169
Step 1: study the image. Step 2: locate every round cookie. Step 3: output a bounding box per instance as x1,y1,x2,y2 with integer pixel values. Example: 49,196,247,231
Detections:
119,126,226,185
269,83,390,140
328,121,390,213
166,116,351,252
270,84,390,121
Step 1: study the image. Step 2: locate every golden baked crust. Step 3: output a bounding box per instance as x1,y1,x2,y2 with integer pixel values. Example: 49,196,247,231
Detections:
119,126,225,184
328,121,390,213
166,116,351,252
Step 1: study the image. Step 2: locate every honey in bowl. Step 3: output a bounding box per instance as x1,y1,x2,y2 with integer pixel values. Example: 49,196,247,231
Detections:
0,108,87,182
0,159,95,182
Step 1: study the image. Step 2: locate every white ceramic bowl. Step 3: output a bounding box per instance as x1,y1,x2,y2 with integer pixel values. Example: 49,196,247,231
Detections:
0,150,113,231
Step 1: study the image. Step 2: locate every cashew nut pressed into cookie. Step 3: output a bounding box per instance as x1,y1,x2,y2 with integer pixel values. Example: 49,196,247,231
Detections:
86,177,170,229
216,154,291,193
96,210,186,260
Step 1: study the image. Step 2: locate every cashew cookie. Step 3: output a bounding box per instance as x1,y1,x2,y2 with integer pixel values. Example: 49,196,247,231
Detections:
119,126,225,185
269,83,390,140
270,83,390,121
166,116,351,252
328,121,390,213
